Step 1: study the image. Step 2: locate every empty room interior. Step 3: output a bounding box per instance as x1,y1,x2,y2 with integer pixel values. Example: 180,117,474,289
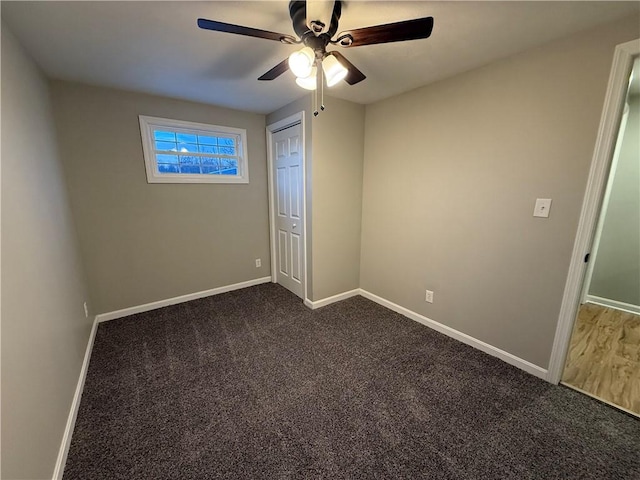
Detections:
2,1,640,479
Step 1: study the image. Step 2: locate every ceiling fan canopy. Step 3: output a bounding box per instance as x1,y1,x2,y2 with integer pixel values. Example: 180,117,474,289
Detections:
197,1,434,87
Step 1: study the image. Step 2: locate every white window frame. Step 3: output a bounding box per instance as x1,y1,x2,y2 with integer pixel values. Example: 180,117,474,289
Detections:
139,115,249,184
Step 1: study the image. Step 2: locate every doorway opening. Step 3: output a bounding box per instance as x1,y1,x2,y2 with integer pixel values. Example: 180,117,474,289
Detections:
550,42,639,416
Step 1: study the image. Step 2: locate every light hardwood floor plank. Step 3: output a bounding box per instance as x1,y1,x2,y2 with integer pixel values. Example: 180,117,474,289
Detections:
562,303,640,415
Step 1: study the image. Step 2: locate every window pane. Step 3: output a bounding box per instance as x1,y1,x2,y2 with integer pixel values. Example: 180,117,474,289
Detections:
154,130,176,142
220,158,237,169
140,115,248,184
158,164,179,174
198,135,218,145
198,145,218,154
180,165,201,174
179,155,200,165
156,154,178,164
155,141,177,151
218,146,236,155
200,156,219,166
202,166,221,175
178,143,198,153
176,133,198,143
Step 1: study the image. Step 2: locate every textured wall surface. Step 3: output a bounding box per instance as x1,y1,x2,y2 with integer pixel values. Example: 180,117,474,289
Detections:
360,18,640,368
310,97,365,300
1,25,92,479
51,82,270,314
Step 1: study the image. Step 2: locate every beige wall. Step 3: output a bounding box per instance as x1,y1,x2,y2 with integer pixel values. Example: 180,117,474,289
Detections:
360,17,640,368
590,93,640,306
310,96,365,300
50,82,270,314
1,26,92,479
267,95,365,301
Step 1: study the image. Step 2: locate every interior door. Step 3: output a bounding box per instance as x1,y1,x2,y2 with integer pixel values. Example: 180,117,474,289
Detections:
272,123,304,298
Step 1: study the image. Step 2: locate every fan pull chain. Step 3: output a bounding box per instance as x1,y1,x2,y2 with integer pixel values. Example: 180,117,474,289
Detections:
320,63,325,111
313,59,320,116
313,86,318,117
312,87,316,116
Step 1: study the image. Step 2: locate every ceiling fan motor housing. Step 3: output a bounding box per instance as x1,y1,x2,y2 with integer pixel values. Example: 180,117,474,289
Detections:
289,0,342,52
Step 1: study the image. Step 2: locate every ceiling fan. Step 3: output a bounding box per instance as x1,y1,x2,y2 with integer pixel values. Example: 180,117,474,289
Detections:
197,1,434,91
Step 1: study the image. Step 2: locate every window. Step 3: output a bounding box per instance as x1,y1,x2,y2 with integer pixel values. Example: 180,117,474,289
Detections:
139,115,249,184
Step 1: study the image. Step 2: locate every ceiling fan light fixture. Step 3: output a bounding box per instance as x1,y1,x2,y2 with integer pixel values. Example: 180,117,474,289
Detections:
322,54,348,87
295,67,318,90
288,47,315,78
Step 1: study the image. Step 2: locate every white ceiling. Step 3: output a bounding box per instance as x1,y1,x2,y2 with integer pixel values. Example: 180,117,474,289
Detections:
2,1,639,114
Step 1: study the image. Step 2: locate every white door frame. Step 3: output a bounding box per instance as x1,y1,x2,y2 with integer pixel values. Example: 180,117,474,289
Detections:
266,111,309,303
546,38,640,384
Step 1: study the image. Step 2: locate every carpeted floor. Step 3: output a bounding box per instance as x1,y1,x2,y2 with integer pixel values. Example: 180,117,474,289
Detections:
64,283,640,479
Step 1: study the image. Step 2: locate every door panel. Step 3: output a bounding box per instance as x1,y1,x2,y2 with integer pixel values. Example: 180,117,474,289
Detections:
278,229,288,276
291,233,301,282
276,167,288,216
290,136,300,155
271,123,304,298
290,165,301,219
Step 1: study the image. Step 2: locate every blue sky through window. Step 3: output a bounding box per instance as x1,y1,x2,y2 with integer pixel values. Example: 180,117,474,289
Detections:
153,128,239,176
140,115,248,184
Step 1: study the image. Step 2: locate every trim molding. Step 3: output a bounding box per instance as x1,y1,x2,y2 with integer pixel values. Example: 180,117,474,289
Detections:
51,280,554,478
304,289,360,310
585,295,640,315
52,316,98,480
359,289,548,380
302,288,547,379
96,277,272,322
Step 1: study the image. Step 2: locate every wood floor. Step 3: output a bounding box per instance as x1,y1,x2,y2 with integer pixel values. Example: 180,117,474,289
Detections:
562,303,640,416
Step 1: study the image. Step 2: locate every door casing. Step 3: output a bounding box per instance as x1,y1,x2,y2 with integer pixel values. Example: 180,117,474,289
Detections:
266,111,308,302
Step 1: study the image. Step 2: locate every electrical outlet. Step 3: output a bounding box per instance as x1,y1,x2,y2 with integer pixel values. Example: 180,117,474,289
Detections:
255,258,262,268
425,290,434,303
83,302,89,318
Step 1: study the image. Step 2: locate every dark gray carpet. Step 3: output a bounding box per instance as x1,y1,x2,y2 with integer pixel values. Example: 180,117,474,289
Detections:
64,283,640,479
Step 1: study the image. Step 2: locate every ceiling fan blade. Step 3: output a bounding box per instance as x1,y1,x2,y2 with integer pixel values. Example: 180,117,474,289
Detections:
338,17,434,47
197,18,297,43
258,59,290,81
329,51,366,85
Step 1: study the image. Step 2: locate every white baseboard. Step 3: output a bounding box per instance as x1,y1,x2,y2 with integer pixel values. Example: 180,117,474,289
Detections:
359,289,548,380
52,316,98,480
96,277,272,322
585,295,640,315
304,289,360,310
302,288,547,380
50,281,551,478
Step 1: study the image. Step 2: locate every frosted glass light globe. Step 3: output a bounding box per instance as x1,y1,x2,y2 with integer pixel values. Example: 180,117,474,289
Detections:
288,47,315,78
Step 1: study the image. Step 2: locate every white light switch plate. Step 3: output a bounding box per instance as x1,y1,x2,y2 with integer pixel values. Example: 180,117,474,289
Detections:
533,198,552,218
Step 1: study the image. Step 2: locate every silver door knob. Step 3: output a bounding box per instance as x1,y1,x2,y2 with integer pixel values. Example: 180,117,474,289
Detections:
292,223,297,228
